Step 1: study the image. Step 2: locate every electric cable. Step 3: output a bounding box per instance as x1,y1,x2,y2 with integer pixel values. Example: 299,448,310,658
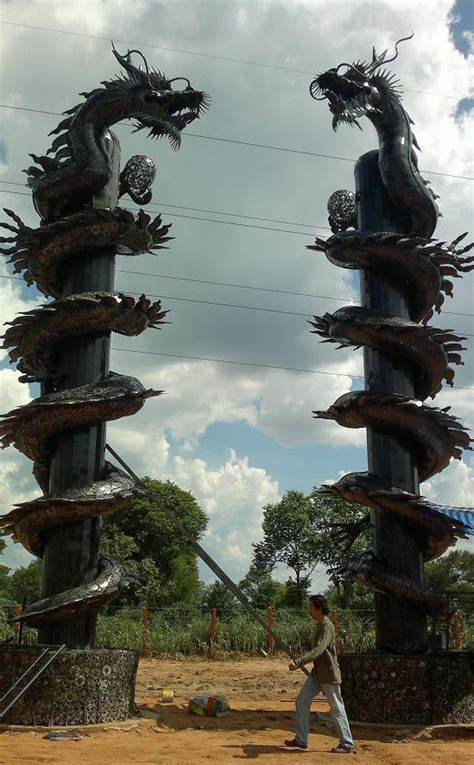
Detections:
0,19,463,101
0,103,471,181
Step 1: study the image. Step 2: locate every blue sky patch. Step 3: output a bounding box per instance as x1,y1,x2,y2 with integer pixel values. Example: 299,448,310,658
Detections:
450,0,473,56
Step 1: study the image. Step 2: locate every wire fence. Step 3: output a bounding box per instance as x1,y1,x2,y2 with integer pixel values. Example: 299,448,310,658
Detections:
1,598,472,656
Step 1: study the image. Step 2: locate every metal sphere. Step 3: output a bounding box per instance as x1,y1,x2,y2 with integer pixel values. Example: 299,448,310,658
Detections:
327,189,357,229
121,155,156,193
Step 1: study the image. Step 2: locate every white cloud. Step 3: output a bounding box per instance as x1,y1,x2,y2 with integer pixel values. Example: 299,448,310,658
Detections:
424,457,474,508
0,264,40,361
165,448,280,580
0,0,472,581
108,420,282,581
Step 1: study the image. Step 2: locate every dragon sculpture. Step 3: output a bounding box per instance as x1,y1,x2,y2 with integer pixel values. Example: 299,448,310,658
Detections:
0,47,209,627
309,36,474,616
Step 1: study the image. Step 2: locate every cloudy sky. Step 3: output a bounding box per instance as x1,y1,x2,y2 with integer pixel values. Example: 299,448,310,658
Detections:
0,0,472,589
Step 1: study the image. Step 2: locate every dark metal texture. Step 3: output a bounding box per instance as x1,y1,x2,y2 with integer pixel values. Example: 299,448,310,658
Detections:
309,34,439,239
0,644,65,721
327,189,357,233
309,38,473,652
119,154,157,204
358,153,427,649
0,47,210,645
339,653,473,724
0,463,137,557
38,132,119,646
0,645,139,725
0,206,173,299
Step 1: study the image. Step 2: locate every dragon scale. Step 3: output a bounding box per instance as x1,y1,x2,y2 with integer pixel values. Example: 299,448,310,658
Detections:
0,47,209,630
310,38,473,633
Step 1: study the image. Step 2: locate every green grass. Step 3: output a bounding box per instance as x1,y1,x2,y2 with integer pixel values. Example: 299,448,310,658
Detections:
95,606,373,654
1,603,472,656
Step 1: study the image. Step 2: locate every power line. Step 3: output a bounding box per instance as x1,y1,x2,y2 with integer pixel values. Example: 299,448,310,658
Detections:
0,276,472,385
0,197,471,315
0,19,463,101
113,273,474,322
1,269,474,323
0,188,317,236
111,347,364,379
110,348,474,391
182,133,473,181
116,269,351,302
1,103,472,181
0,181,330,231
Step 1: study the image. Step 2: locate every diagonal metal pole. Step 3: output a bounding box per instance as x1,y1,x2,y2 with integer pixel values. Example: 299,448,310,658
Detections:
105,443,310,676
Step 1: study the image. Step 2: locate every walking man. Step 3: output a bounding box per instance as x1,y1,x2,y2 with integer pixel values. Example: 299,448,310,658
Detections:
284,594,355,753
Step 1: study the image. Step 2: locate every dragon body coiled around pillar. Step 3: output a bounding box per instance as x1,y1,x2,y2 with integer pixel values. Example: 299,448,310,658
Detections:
309,37,474,615
0,47,209,626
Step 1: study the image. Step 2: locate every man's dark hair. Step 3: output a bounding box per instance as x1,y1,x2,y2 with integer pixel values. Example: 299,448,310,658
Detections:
309,594,329,615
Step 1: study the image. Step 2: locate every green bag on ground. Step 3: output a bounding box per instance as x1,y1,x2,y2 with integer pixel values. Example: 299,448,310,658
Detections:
188,695,230,717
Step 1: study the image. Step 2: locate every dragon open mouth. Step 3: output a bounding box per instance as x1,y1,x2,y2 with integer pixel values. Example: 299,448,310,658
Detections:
310,68,379,130
308,34,414,132
133,86,210,147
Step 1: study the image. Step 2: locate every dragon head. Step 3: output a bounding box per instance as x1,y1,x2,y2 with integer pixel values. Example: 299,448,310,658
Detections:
309,34,412,130
111,46,210,148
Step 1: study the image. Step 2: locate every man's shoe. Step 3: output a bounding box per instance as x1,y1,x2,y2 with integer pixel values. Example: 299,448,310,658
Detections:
331,743,356,753
284,737,308,750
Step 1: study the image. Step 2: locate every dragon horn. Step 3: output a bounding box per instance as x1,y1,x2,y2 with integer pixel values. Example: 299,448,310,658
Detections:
369,32,414,72
111,41,151,86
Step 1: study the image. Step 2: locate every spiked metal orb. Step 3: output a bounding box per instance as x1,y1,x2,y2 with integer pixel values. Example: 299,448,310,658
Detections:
327,189,357,233
119,155,157,204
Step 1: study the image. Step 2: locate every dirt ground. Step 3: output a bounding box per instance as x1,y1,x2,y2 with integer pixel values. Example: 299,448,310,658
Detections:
0,656,472,764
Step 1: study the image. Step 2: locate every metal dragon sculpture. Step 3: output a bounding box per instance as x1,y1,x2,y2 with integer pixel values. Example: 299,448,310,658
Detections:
0,47,209,627
308,36,474,617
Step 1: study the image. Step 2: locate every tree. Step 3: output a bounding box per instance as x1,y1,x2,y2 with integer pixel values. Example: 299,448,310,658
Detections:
425,550,474,592
101,477,207,607
100,526,163,607
9,560,42,605
280,576,311,608
0,540,12,602
239,564,286,609
323,581,374,612
309,488,372,608
202,580,237,615
252,490,322,607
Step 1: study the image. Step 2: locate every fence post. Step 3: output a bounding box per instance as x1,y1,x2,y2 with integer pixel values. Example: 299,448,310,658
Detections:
142,607,149,656
209,607,217,648
267,607,274,654
12,603,21,636
453,611,462,650
332,609,341,653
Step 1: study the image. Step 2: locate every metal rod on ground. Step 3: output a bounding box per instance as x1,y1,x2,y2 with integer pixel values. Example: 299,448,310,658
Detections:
105,443,310,676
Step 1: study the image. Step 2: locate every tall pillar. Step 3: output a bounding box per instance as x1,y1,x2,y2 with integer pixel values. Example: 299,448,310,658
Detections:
38,134,120,646
355,150,427,651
